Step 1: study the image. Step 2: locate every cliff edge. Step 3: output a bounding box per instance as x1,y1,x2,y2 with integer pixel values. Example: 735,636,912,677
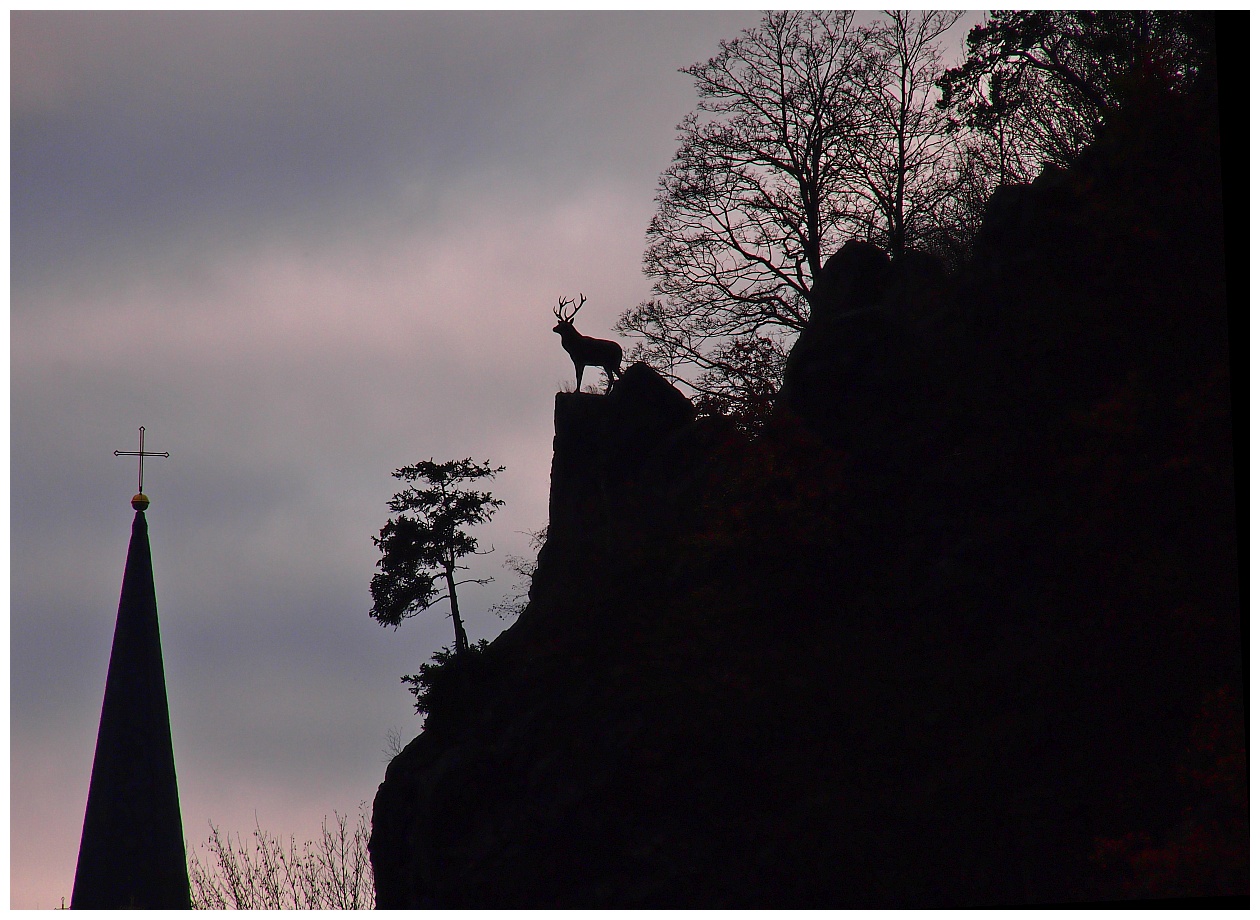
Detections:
369,75,1241,907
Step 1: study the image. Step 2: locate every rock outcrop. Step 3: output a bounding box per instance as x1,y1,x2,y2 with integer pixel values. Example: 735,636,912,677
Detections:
548,362,695,539
369,70,1242,908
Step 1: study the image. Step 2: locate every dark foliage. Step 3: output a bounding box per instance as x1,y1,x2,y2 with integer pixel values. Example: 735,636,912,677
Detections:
938,11,1216,177
1092,686,1247,899
401,640,492,721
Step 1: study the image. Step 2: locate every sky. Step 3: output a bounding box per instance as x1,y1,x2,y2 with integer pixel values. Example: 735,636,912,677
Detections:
9,10,980,908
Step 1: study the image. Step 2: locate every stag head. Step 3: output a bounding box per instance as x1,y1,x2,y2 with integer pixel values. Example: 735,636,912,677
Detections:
552,293,586,332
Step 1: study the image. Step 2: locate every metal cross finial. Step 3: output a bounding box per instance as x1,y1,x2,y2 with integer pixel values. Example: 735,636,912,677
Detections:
114,426,169,494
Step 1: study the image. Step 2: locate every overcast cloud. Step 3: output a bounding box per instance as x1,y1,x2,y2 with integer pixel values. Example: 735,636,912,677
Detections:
10,11,981,908
10,10,783,907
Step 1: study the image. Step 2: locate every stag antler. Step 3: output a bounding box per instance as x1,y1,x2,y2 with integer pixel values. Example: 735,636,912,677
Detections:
553,293,587,323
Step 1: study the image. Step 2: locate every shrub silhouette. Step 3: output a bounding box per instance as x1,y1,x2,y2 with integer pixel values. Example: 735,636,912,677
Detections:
187,808,373,909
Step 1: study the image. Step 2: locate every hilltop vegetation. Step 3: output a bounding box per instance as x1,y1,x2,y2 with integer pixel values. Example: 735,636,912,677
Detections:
368,13,1241,907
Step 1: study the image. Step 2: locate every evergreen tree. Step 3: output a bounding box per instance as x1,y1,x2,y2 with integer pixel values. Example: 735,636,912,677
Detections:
370,458,504,659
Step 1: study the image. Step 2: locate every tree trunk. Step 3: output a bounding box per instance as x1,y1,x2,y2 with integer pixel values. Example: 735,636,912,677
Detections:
443,564,470,658
892,46,910,263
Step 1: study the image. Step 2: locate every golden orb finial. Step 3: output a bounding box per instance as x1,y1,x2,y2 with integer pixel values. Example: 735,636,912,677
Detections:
131,493,150,511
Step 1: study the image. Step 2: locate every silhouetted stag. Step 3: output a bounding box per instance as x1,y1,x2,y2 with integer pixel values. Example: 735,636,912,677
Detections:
553,294,622,393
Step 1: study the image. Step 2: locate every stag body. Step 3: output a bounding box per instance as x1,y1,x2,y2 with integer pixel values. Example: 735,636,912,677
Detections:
553,294,622,393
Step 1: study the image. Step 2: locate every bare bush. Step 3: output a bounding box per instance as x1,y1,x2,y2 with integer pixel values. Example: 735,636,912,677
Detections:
490,525,548,620
187,806,373,909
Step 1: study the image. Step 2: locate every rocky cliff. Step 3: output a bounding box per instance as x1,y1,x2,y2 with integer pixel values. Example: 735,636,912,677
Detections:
368,71,1242,907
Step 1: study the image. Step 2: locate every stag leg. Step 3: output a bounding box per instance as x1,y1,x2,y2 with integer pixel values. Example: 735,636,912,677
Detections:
574,363,585,392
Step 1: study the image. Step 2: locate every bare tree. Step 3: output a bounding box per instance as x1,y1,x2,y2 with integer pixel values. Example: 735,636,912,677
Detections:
849,10,963,262
619,11,966,413
187,807,373,909
618,10,865,410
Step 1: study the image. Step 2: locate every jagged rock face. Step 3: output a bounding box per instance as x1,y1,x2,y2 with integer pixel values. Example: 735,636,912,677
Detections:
809,239,891,318
781,76,1227,467
778,239,948,465
372,366,776,908
548,362,696,539
370,80,1241,908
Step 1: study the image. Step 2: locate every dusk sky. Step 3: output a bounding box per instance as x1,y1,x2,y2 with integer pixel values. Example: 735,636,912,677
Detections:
10,10,980,907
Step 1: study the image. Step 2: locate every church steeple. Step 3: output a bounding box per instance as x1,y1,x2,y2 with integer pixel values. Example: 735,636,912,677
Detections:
72,434,189,908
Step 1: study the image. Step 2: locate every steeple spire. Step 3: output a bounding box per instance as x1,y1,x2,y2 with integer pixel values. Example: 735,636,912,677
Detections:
72,438,189,908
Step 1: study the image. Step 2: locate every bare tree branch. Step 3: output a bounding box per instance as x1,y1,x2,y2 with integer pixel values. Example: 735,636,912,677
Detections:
620,11,963,415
